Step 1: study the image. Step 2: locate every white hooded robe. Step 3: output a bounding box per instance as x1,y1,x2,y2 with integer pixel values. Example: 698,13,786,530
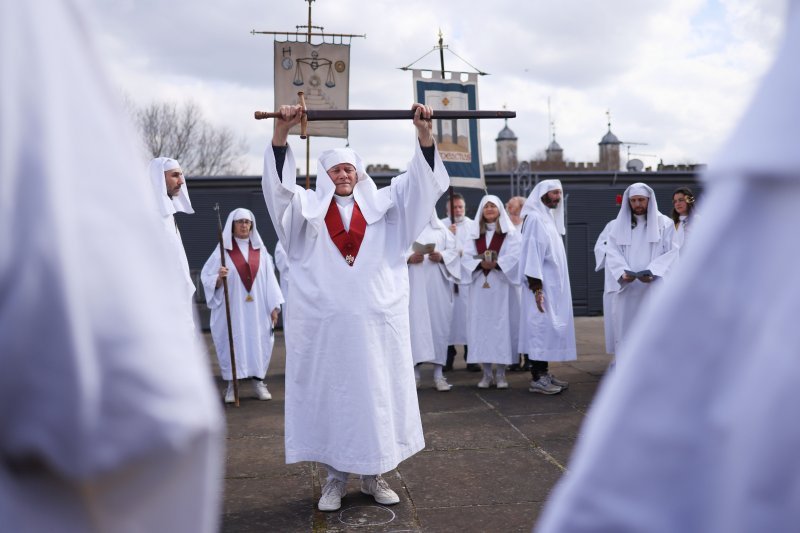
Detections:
201,209,284,381
517,180,577,362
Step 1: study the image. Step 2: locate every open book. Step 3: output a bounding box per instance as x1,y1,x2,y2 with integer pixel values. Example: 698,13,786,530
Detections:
412,242,436,255
624,269,653,279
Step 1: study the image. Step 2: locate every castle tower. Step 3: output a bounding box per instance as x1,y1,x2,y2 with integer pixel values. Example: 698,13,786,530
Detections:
545,134,563,165
598,111,622,171
495,119,518,172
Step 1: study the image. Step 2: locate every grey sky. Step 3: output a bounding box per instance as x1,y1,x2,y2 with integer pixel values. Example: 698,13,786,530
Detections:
91,0,788,175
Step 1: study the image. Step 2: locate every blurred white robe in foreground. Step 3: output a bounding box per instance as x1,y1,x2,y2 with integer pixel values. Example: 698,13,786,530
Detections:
0,2,224,532
537,3,800,531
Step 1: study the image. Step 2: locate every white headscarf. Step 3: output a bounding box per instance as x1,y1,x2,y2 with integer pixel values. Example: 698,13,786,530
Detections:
148,157,194,217
466,194,517,239
609,182,661,245
290,147,392,227
521,179,565,235
222,208,264,251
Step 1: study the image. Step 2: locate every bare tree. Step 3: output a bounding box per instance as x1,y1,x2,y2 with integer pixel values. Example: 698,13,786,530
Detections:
129,99,248,176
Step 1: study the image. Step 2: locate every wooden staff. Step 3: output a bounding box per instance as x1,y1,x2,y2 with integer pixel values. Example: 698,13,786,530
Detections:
214,204,239,407
255,91,516,139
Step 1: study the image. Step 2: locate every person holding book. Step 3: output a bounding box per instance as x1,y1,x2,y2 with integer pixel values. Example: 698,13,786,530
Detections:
604,182,675,356
407,211,461,391
461,195,522,389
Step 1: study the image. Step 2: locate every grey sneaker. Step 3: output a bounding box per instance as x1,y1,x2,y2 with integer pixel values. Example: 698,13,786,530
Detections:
434,377,452,391
360,475,399,505
477,375,493,389
318,478,347,511
547,373,569,389
529,375,562,395
253,380,272,400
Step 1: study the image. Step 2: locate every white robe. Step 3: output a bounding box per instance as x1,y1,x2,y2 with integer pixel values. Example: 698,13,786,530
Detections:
262,142,448,475
201,239,284,381
537,4,800,529
407,222,460,365
605,214,673,354
462,227,522,365
440,216,473,345
274,240,290,318
594,220,616,355
518,210,577,361
0,2,224,531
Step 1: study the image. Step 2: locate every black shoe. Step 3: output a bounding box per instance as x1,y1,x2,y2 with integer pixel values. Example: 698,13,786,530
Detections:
443,364,453,372
466,363,481,372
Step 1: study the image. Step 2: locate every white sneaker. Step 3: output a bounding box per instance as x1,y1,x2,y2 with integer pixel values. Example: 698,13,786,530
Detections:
224,382,235,404
495,375,509,389
477,375,493,389
529,375,562,395
360,475,399,505
547,372,569,389
434,377,452,392
318,478,347,511
253,380,272,401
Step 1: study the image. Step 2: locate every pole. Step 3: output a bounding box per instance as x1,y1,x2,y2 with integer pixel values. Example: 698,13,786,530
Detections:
214,204,239,407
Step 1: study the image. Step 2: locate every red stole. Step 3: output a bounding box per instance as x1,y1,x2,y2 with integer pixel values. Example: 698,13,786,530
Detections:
325,198,367,266
476,230,505,275
228,240,260,293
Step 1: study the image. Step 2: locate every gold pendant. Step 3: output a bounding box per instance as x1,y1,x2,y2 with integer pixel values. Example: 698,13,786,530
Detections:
245,294,254,302
482,277,490,289
345,254,355,266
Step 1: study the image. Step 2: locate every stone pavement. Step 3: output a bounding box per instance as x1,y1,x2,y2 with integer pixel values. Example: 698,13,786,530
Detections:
214,317,611,533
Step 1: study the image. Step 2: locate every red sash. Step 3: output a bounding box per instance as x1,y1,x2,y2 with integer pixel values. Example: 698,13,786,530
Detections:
476,230,505,275
228,240,260,293
325,198,367,267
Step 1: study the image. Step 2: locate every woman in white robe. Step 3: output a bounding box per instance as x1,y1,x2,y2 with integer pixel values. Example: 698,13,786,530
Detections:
201,208,284,403
462,195,522,389
407,211,460,391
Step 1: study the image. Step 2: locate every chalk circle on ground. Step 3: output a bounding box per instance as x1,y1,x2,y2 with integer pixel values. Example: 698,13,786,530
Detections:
338,505,396,526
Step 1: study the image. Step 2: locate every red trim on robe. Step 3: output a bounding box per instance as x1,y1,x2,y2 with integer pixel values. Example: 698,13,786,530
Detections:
228,240,260,293
476,230,505,276
325,199,367,267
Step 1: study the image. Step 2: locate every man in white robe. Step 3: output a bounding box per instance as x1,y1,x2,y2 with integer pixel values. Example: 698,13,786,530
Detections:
462,195,522,389
441,193,478,371
201,208,284,403
593,220,616,355
604,183,675,356
148,156,197,330
0,2,224,531
263,103,448,512
537,3,800,530
407,211,461,391
518,180,577,394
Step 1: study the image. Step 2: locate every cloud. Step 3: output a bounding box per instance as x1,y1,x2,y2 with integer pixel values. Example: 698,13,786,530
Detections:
91,0,789,175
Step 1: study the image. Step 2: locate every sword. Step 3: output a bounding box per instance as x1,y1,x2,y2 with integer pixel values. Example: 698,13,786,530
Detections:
255,91,515,139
